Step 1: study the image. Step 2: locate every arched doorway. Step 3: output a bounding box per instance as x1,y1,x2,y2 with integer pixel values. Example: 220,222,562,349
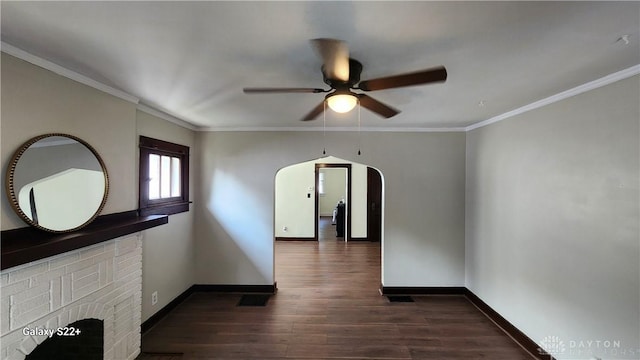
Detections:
274,156,384,286
315,163,352,241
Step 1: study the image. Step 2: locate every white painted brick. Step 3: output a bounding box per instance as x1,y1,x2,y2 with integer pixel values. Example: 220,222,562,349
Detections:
61,274,72,305
115,236,139,256
64,257,94,275
73,282,100,301
116,252,140,269
80,244,105,259
93,250,117,265
11,283,49,304
103,306,114,322
51,277,62,311
99,262,107,287
133,292,142,306
19,335,38,355
129,348,141,360
72,263,99,280
8,263,48,283
58,311,69,330
106,259,114,283
126,332,137,358
1,300,10,335
93,303,105,319
116,270,142,288
46,317,59,332
48,252,80,270
30,266,65,288
32,332,49,345
1,280,29,298
104,329,114,350
5,339,23,360
11,293,49,316
78,303,89,321
116,257,141,273
11,303,48,330
84,303,95,320
104,241,116,252
116,264,141,282
73,272,99,292
2,330,26,349
1,236,142,360
115,300,132,320
68,306,78,324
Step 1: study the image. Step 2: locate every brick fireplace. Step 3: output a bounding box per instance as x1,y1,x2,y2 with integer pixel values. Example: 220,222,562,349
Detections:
1,234,143,360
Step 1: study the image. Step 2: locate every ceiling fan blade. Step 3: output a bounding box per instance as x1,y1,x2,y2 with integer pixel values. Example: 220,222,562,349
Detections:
310,38,350,82
358,66,447,91
357,94,400,118
301,101,326,121
244,87,327,94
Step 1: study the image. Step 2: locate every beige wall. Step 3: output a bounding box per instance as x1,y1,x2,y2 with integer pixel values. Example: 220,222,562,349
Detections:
1,53,136,229
465,75,640,356
195,131,466,286
274,161,315,238
1,53,196,323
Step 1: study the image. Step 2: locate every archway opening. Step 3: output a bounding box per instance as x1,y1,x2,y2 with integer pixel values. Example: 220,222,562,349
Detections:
274,155,385,289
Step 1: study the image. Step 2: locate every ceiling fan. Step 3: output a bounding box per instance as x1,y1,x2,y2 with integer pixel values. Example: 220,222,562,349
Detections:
243,38,447,121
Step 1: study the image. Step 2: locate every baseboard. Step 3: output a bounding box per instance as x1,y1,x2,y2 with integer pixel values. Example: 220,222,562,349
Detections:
379,285,466,295
141,283,277,334
141,285,195,333
275,237,315,241
379,285,551,360
464,288,553,360
349,237,370,241
192,283,278,294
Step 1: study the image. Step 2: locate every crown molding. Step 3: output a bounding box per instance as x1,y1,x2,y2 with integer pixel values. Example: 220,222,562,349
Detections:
466,64,640,132
201,126,466,132
136,104,200,131
1,42,140,105
2,42,198,131
4,41,636,134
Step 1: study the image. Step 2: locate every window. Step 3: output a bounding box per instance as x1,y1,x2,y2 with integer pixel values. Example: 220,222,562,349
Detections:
139,136,189,216
318,172,325,195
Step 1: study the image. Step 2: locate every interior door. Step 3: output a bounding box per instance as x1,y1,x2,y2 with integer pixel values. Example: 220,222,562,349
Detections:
367,167,382,242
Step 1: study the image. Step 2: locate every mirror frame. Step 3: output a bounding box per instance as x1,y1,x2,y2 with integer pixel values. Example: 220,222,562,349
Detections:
5,133,110,233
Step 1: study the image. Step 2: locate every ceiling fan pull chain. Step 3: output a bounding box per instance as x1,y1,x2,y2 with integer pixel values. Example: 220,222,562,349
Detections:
323,100,327,155
357,100,362,156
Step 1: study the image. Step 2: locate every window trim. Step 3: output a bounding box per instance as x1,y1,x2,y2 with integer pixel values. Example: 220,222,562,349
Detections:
139,136,190,216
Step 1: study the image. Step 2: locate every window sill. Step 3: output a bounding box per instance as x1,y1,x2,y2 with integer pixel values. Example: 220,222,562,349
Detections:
139,201,191,216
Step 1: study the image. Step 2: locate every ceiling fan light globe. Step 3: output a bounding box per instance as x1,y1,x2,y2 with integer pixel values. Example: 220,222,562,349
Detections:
327,94,358,113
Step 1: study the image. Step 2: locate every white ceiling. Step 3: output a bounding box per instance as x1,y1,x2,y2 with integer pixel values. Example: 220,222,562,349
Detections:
1,1,638,130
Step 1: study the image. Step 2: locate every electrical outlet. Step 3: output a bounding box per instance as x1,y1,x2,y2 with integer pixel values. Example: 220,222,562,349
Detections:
151,291,158,305
283,226,288,232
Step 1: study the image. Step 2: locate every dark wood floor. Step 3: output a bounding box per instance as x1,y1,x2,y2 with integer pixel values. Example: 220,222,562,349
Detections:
139,217,534,359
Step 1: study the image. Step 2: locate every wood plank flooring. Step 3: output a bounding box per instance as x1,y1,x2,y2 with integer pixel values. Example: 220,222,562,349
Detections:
140,218,534,359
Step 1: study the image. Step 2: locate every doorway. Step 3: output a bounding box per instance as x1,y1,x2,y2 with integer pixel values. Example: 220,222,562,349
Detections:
274,157,385,285
315,164,351,241
367,167,382,242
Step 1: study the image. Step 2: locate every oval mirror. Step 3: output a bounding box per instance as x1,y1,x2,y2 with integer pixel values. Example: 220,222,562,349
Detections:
5,134,109,233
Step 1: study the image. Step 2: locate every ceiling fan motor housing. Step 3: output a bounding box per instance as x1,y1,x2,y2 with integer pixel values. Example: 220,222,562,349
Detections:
322,58,363,88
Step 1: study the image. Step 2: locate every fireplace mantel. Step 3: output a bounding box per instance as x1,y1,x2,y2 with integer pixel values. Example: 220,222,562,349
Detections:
1,211,167,270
